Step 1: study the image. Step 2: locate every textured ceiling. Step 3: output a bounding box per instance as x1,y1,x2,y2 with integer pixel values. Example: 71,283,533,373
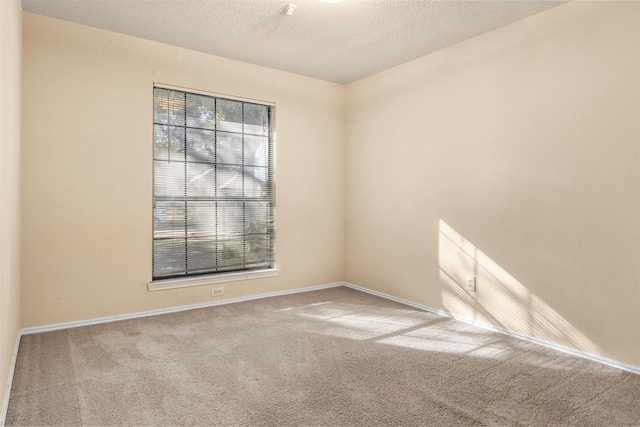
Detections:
21,0,568,84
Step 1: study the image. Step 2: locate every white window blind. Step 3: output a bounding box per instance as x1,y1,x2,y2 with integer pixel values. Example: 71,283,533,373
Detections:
153,87,274,280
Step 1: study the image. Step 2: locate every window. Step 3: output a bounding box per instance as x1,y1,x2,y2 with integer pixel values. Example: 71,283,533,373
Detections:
152,86,274,280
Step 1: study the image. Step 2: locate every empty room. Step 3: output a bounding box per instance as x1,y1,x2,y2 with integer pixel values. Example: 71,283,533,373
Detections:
1,0,639,425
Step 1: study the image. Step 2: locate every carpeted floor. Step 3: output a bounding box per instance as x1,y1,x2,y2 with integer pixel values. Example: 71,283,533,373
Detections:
5,286,640,426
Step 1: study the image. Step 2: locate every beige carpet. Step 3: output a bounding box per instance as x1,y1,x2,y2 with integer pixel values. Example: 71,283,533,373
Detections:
6,286,640,426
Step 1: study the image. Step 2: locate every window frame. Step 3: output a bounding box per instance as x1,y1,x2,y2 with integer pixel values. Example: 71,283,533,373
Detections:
149,83,277,289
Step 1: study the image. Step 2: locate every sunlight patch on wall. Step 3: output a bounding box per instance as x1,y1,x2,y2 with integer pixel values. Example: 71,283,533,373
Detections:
438,220,599,354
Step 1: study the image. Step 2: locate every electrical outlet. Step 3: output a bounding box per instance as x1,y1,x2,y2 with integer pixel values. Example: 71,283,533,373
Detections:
211,287,225,297
465,276,476,292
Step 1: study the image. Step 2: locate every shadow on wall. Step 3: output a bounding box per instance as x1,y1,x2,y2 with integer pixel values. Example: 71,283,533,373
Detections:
438,219,599,355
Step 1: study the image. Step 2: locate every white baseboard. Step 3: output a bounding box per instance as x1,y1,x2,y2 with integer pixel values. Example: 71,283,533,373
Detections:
342,282,640,376
0,332,21,427
21,282,344,335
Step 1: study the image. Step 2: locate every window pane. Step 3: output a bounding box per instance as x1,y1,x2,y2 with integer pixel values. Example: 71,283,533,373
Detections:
217,165,243,197
154,201,186,237
217,132,242,165
186,93,215,130
217,202,244,236
154,160,185,197
186,202,217,236
153,238,186,277
244,135,268,166
245,202,271,234
216,239,245,269
245,234,271,264
186,162,216,198
244,167,268,198
154,125,185,161
244,104,269,136
187,236,218,273
154,90,186,127
186,128,215,163
217,99,243,133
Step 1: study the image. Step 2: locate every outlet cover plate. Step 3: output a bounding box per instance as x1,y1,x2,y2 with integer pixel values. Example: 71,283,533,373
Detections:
465,276,476,292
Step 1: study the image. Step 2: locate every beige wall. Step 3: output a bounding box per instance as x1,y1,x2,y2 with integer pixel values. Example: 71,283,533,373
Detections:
345,1,640,366
21,14,345,327
0,0,22,412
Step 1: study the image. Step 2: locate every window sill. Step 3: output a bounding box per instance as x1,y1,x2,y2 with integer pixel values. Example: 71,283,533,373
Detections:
148,269,280,291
